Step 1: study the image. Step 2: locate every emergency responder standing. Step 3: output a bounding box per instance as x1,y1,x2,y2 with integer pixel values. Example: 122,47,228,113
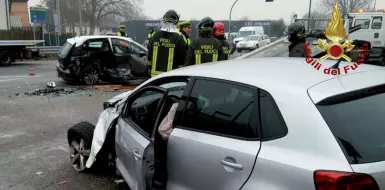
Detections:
147,10,186,78
116,24,128,37
213,22,231,60
184,17,224,66
285,22,307,57
177,19,192,47
147,27,155,40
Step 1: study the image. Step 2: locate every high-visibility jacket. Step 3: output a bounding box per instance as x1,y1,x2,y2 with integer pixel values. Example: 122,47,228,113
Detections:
148,32,155,40
217,39,231,60
147,31,187,77
184,37,225,66
117,31,128,37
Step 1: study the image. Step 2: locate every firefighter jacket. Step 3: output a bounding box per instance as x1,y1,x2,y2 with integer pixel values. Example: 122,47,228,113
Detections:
148,32,155,40
184,35,225,66
117,31,128,37
288,41,306,57
147,31,187,77
215,36,231,60
178,30,191,47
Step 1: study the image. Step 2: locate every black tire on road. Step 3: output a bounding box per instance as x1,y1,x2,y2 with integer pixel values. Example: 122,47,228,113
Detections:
0,51,12,66
237,49,241,53
255,44,259,50
67,121,96,172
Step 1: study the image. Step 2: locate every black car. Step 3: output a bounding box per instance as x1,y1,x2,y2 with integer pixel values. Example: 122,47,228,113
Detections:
57,36,150,85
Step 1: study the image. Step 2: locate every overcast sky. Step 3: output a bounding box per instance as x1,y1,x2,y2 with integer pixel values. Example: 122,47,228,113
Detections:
29,0,385,24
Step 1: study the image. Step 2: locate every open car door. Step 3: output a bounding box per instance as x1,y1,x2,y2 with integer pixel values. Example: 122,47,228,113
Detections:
115,86,169,190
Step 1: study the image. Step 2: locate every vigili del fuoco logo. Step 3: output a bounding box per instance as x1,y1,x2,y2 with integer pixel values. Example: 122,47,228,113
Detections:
303,3,369,75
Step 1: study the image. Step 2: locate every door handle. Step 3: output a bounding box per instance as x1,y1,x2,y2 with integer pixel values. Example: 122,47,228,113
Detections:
221,160,243,170
133,149,142,160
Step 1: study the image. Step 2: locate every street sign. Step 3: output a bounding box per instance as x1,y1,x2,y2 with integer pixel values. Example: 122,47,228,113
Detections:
30,9,46,23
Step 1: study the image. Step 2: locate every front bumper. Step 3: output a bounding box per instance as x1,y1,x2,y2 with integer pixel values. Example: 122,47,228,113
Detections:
236,46,255,51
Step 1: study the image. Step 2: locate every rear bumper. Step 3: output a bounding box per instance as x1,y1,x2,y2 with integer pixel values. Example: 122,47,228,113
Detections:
57,66,78,82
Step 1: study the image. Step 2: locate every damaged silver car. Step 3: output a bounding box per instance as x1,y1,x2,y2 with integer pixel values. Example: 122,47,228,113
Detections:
57,36,150,85
67,58,385,190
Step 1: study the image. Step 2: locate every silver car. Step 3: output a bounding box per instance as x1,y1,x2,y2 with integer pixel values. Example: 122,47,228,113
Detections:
67,57,385,190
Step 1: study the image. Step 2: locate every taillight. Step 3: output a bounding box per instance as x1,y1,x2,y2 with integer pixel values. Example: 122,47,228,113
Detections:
314,170,379,190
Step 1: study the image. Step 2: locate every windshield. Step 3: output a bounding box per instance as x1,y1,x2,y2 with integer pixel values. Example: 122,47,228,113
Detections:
317,92,385,164
239,31,253,37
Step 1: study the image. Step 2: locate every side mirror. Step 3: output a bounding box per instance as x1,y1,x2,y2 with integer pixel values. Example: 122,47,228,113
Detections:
139,50,146,57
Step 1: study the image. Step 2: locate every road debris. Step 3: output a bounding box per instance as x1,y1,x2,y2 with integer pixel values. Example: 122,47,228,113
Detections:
47,81,56,88
24,87,87,96
36,171,43,175
90,84,136,91
59,180,68,185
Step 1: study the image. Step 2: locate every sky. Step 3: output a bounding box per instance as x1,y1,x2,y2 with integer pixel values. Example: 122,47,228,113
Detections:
29,0,385,24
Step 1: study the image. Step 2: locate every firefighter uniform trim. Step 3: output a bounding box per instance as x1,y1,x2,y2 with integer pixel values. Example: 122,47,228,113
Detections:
117,32,128,37
185,38,224,66
147,31,186,77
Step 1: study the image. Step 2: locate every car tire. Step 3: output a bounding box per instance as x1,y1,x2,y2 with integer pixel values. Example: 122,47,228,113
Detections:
80,64,100,85
255,44,259,50
67,121,95,172
0,51,12,66
237,49,241,53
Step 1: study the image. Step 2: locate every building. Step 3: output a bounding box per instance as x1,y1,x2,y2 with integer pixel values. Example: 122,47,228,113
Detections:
9,0,29,27
119,20,276,44
0,0,11,30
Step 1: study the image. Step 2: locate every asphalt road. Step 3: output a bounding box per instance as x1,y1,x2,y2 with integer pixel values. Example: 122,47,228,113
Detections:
0,61,125,190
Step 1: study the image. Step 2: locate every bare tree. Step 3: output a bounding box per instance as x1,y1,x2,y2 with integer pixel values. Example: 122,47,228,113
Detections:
302,9,330,29
321,0,374,17
41,0,144,34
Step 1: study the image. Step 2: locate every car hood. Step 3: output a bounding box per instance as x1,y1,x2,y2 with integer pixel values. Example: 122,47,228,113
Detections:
86,90,133,168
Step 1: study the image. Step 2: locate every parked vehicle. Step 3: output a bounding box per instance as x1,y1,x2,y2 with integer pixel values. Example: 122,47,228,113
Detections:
0,40,46,66
56,35,149,85
233,26,264,44
67,57,385,190
236,34,270,52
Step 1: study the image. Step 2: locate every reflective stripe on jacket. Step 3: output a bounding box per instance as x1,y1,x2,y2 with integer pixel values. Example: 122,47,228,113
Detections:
117,32,128,37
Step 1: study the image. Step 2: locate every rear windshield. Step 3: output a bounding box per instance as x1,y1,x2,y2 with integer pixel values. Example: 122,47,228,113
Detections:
317,92,385,164
58,42,73,57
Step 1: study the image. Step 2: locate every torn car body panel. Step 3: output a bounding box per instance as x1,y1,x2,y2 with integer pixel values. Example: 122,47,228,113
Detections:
86,91,133,168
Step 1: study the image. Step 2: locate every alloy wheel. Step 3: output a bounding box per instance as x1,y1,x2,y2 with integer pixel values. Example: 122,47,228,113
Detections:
70,138,91,171
83,70,99,85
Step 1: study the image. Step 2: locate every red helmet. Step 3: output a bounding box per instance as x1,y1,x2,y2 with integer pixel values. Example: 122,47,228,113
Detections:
214,22,225,37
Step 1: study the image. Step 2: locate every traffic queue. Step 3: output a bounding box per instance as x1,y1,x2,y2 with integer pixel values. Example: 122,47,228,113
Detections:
146,10,232,77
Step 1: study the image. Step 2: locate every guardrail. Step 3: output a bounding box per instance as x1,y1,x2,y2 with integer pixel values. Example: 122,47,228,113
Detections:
236,37,287,59
26,46,61,55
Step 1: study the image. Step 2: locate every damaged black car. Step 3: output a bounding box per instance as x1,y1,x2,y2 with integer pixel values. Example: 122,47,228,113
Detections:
56,36,150,85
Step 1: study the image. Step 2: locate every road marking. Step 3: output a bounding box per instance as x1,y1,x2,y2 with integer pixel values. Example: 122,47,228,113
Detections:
0,79,19,83
0,75,42,83
0,75,41,79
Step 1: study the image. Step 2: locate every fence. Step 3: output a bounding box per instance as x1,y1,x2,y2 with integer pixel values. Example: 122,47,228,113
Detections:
0,26,73,46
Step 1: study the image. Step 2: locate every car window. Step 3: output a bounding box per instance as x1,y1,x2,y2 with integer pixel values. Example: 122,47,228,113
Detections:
127,89,166,136
181,79,259,139
88,41,103,48
354,19,370,29
259,90,287,140
111,38,133,54
372,16,382,29
58,42,73,57
317,92,385,164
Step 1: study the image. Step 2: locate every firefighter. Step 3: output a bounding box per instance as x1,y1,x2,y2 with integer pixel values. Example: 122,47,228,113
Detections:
147,10,186,78
184,17,224,66
213,22,231,60
285,22,307,57
116,24,128,37
147,27,155,40
177,19,192,47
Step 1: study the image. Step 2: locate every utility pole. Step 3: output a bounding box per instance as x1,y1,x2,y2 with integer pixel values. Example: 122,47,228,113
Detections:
308,0,312,30
56,0,61,35
229,0,240,35
78,0,83,36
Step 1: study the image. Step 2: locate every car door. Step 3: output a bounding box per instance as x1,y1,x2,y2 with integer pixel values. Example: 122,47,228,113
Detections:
167,78,262,190
111,38,132,67
115,86,169,190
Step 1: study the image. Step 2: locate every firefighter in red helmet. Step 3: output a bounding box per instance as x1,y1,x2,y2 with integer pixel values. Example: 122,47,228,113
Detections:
213,22,231,60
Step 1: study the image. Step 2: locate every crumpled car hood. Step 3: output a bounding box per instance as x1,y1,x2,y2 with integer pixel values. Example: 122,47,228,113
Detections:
86,90,133,168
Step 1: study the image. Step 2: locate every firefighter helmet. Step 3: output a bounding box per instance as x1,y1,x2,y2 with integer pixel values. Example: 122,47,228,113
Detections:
163,10,180,24
213,22,225,37
197,17,215,31
284,22,306,42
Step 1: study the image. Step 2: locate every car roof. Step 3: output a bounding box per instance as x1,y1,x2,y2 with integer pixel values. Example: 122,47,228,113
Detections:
157,57,385,101
67,35,134,47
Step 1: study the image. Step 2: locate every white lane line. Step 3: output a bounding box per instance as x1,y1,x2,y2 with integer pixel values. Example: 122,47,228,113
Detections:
0,79,19,83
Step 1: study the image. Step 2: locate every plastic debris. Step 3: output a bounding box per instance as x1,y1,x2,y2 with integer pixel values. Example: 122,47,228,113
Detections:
36,171,43,175
25,87,86,96
47,81,56,88
59,180,68,185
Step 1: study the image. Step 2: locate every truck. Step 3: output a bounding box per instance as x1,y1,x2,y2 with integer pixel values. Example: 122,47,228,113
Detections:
0,40,46,66
347,9,385,65
233,26,264,44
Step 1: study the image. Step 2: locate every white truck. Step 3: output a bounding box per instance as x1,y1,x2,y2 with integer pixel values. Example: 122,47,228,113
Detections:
0,40,46,66
233,26,264,44
347,9,385,65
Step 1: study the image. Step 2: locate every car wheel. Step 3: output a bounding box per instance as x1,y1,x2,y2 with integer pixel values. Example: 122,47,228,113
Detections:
81,64,100,85
67,121,95,172
0,51,12,66
237,49,241,53
255,44,259,50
